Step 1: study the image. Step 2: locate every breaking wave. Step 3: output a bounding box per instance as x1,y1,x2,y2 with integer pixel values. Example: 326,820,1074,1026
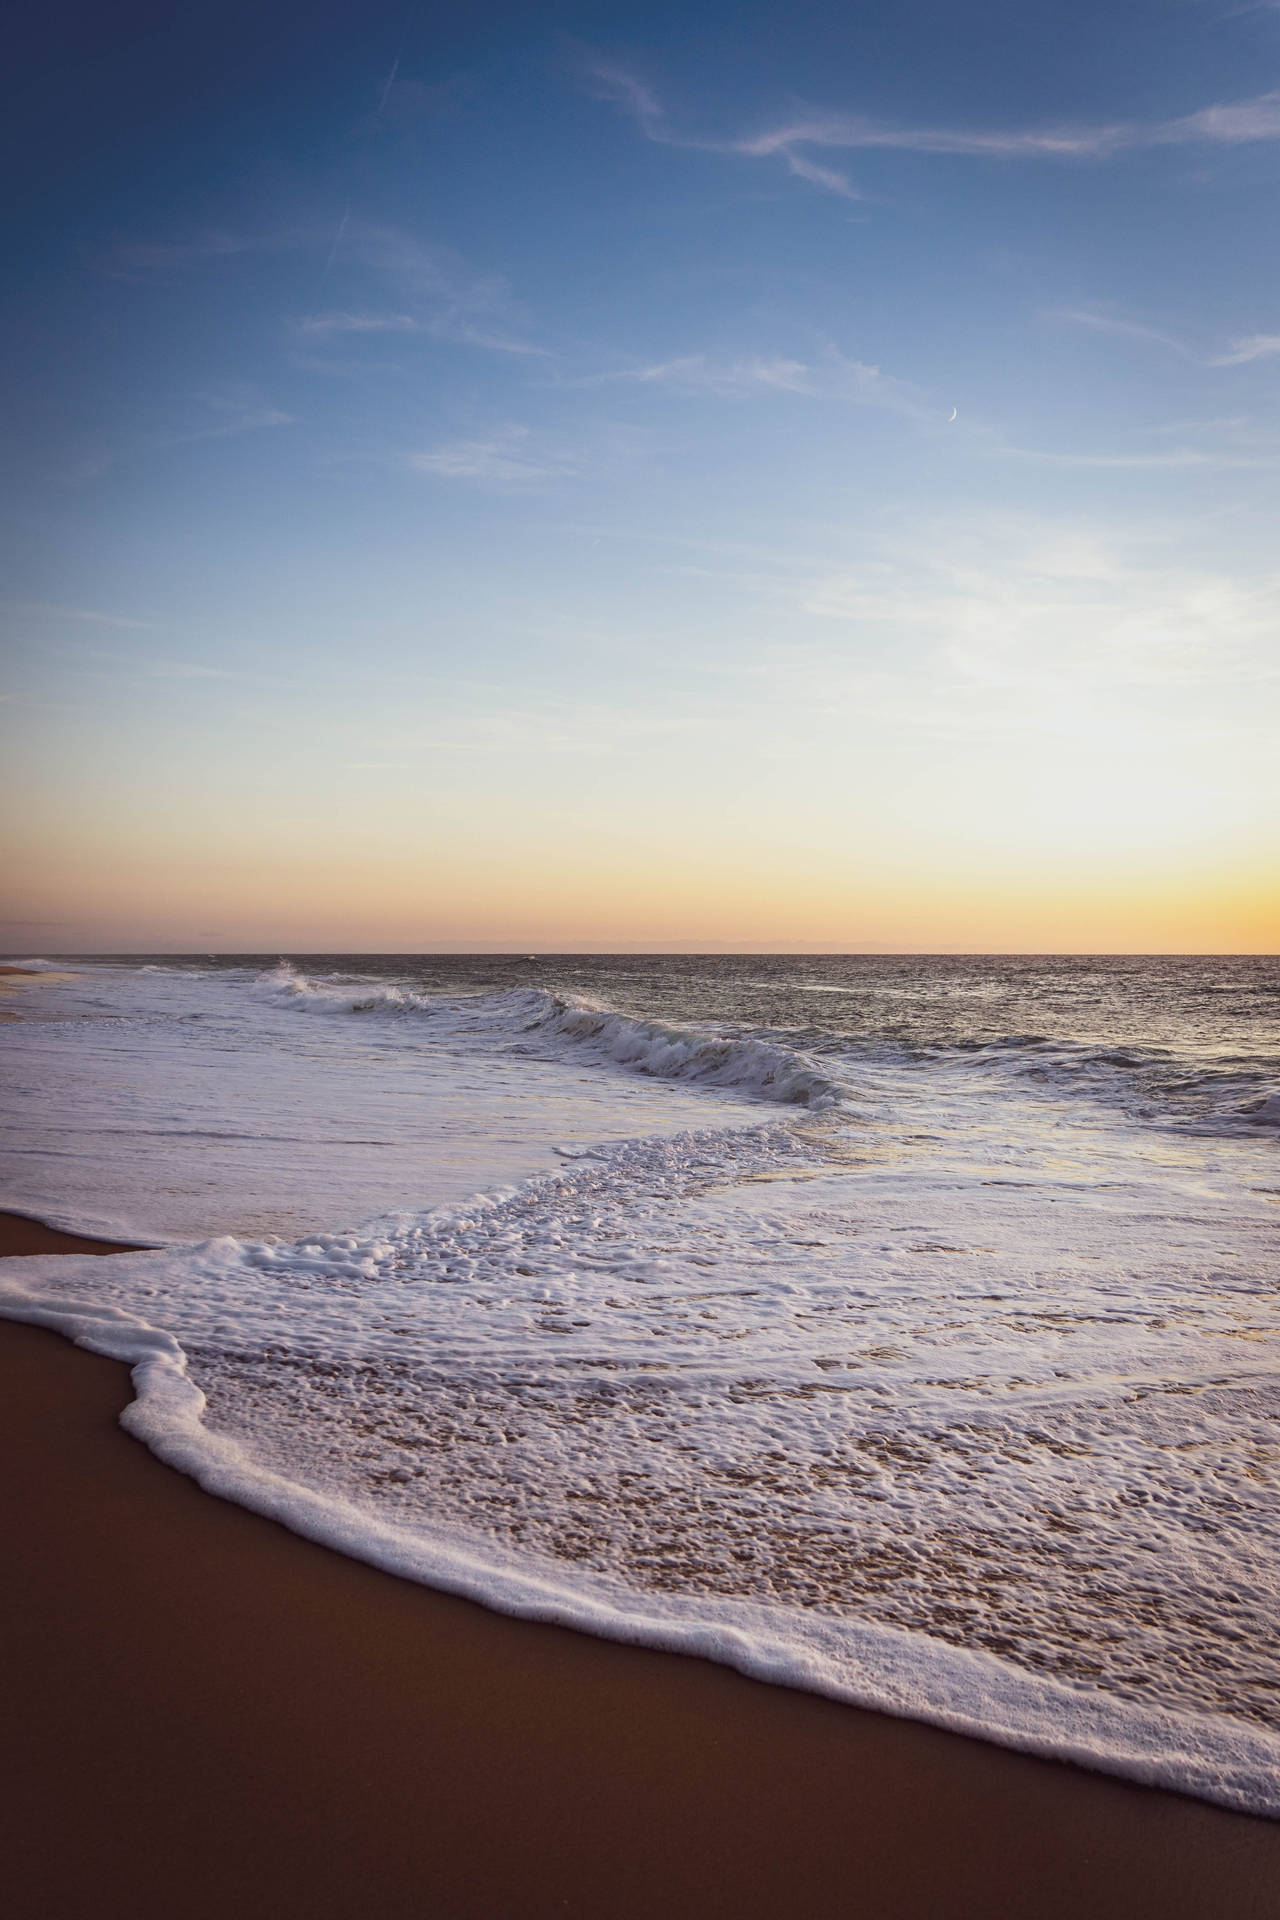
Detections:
523,992,846,1110
262,964,848,1112
261,963,1276,1134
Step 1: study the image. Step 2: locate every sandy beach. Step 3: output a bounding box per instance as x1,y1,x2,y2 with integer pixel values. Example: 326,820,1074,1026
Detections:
2,1207,1278,1918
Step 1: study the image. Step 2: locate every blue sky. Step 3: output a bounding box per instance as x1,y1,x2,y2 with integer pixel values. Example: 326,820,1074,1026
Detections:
3,0,1278,949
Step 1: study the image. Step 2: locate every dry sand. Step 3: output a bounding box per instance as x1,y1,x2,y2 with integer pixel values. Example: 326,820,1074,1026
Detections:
2,1207,1278,1918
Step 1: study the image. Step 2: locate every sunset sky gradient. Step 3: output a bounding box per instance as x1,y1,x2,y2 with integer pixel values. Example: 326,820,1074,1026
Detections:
3,0,1277,951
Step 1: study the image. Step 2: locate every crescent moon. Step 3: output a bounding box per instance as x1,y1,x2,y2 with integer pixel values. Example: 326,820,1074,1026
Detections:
948,407,957,422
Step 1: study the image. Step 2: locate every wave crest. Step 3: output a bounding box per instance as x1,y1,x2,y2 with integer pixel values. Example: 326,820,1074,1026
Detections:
524,992,845,1110
260,965,845,1111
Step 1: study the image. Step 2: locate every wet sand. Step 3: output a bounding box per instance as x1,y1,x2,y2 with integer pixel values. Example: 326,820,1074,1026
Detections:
0,963,74,1019
2,1207,1278,1918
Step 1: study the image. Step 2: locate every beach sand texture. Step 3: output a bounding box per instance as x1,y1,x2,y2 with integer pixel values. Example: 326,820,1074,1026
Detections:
2,1208,1278,1919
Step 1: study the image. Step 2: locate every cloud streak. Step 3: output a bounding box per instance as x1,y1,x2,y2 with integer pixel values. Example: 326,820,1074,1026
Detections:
149,661,236,680
107,221,544,358
578,353,814,395
299,312,418,335
102,231,286,277
999,442,1280,471
1045,308,1280,380
572,347,932,416
406,427,574,487
316,225,546,356
164,403,295,448
797,518,1280,758
5,603,158,630
578,57,666,135
579,54,1280,197
730,90,1280,163
1044,309,1196,356
1212,332,1280,364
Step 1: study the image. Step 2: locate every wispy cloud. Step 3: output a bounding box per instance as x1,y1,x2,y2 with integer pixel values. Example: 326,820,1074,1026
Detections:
1044,308,1196,356
1045,307,1280,377
579,53,1280,197
106,219,544,358
5,603,157,629
30,640,298,696
779,151,861,198
577,56,666,135
1211,332,1280,364
579,353,814,395
999,442,1279,470
299,311,418,335
313,225,545,357
406,426,573,487
730,91,1280,163
572,346,932,416
575,52,859,198
149,661,235,680
59,395,294,487
164,401,295,448
102,231,292,278
797,517,1280,744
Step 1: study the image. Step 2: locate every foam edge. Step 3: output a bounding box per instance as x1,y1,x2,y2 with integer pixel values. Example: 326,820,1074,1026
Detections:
1,1268,1277,1824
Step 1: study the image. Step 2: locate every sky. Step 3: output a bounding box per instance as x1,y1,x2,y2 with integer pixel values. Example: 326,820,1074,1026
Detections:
2,0,1278,952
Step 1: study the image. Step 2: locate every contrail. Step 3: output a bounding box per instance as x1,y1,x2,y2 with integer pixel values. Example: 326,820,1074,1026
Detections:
375,52,401,119
374,3,416,123
320,200,351,288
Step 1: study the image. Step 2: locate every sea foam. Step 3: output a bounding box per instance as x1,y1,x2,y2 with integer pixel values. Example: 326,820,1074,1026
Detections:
263,963,848,1110
4,1190,1280,1818
3,956,1278,1816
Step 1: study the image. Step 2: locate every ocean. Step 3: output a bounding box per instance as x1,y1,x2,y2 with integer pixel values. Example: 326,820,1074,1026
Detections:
2,953,1278,1813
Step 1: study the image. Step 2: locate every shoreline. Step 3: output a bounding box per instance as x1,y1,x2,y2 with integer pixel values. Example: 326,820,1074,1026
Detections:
0,963,77,1021
3,1211,1280,1915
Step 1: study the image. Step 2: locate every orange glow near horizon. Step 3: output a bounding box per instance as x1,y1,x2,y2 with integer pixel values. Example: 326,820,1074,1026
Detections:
4,822,1275,954
4,533,1275,958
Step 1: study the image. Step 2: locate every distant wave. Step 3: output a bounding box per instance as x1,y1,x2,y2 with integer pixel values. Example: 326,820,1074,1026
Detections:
880,1024,1272,1135
264,962,438,1016
261,963,1278,1135
262,964,847,1112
